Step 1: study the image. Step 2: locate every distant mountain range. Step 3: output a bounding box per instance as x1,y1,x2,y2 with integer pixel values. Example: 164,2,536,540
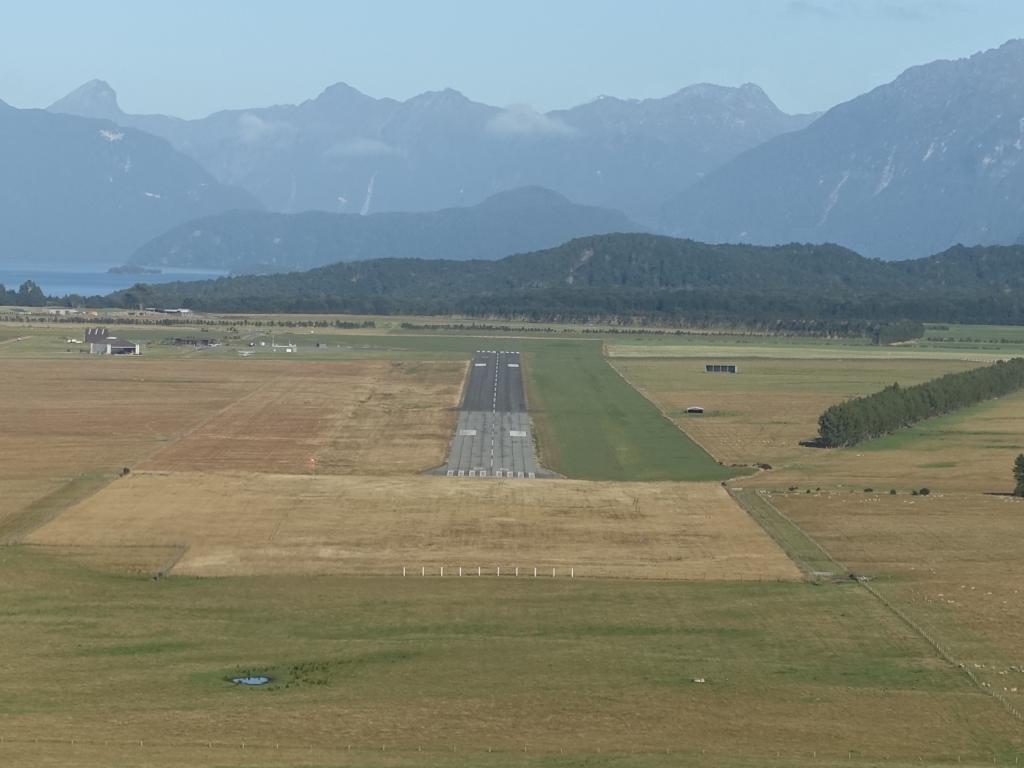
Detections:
102,234,1024,327
0,101,258,268
17,39,1024,269
128,186,639,273
664,39,1024,260
48,79,814,225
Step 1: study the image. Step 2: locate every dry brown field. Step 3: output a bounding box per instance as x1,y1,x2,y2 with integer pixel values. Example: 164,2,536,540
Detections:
0,357,464,541
28,471,800,580
612,356,978,468
0,357,251,539
141,360,465,475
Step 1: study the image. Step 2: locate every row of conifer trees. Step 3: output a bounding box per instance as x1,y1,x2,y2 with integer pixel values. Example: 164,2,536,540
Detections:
818,358,1024,448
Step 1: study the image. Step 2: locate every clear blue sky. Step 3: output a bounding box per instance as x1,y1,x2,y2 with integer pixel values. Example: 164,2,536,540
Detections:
2,0,1024,117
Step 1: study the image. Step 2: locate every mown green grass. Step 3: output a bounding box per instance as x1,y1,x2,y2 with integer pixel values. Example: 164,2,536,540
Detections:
523,340,744,481
0,546,1011,765
923,323,1024,347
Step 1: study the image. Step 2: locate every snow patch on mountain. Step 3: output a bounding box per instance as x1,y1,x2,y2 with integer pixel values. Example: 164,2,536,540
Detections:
819,172,849,226
874,148,896,195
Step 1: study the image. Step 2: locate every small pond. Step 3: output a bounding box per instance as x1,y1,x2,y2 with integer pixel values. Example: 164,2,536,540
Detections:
231,676,271,686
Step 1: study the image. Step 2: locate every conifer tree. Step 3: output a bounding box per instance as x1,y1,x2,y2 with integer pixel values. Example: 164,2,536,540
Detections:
1014,454,1024,497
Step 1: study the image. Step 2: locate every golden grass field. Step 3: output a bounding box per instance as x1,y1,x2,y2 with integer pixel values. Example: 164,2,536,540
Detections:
28,471,800,580
3,322,1024,766
765,391,1024,493
0,357,464,540
4,349,797,583
612,356,979,468
141,359,465,475
613,347,1024,760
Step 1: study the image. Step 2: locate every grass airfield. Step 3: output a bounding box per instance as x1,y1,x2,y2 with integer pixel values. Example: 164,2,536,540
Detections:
1,315,1023,766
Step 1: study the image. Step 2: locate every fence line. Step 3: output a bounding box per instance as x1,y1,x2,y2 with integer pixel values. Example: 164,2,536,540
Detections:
741,489,1024,725
402,565,574,578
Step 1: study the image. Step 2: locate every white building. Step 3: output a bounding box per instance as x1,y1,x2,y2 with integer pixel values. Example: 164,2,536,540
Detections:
85,327,141,355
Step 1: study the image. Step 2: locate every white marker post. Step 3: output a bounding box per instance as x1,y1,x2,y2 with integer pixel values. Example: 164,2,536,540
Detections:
459,566,463,577
533,567,537,578
402,567,406,577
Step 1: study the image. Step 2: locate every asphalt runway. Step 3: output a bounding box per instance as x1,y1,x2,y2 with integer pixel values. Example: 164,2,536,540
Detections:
434,350,550,478
460,350,527,412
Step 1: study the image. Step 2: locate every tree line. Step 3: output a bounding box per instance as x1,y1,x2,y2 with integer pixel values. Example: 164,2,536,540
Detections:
7,236,1024,332
0,281,46,306
817,358,1024,447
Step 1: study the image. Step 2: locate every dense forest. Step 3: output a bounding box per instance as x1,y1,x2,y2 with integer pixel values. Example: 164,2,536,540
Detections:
9,235,1024,332
817,358,1024,448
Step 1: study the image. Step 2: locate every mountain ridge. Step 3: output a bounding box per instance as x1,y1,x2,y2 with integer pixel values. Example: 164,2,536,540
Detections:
48,79,815,223
0,103,260,268
127,186,641,273
663,38,1024,259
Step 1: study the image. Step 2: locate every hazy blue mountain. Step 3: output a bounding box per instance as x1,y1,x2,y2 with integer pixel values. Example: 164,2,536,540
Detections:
128,186,640,272
47,79,191,151
663,39,1024,260
0,101,259,268
49,80,814,225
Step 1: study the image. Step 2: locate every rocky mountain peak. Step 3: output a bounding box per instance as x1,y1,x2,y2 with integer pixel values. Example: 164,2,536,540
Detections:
48,79,122,120
312,81,374,106
666,82,777,112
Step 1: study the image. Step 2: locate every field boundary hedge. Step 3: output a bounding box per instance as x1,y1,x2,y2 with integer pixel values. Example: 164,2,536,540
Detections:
817,357,1024,447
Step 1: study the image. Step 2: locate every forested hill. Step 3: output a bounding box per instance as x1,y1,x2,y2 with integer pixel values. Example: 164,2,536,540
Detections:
99,235,1024,326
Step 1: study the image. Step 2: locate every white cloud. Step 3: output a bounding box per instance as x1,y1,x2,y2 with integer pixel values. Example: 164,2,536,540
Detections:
237,113,293,145
324,137,402,158
486,105,575,138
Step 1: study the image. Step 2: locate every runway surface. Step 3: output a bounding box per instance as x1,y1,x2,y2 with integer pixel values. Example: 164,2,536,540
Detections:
434,350,550,478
